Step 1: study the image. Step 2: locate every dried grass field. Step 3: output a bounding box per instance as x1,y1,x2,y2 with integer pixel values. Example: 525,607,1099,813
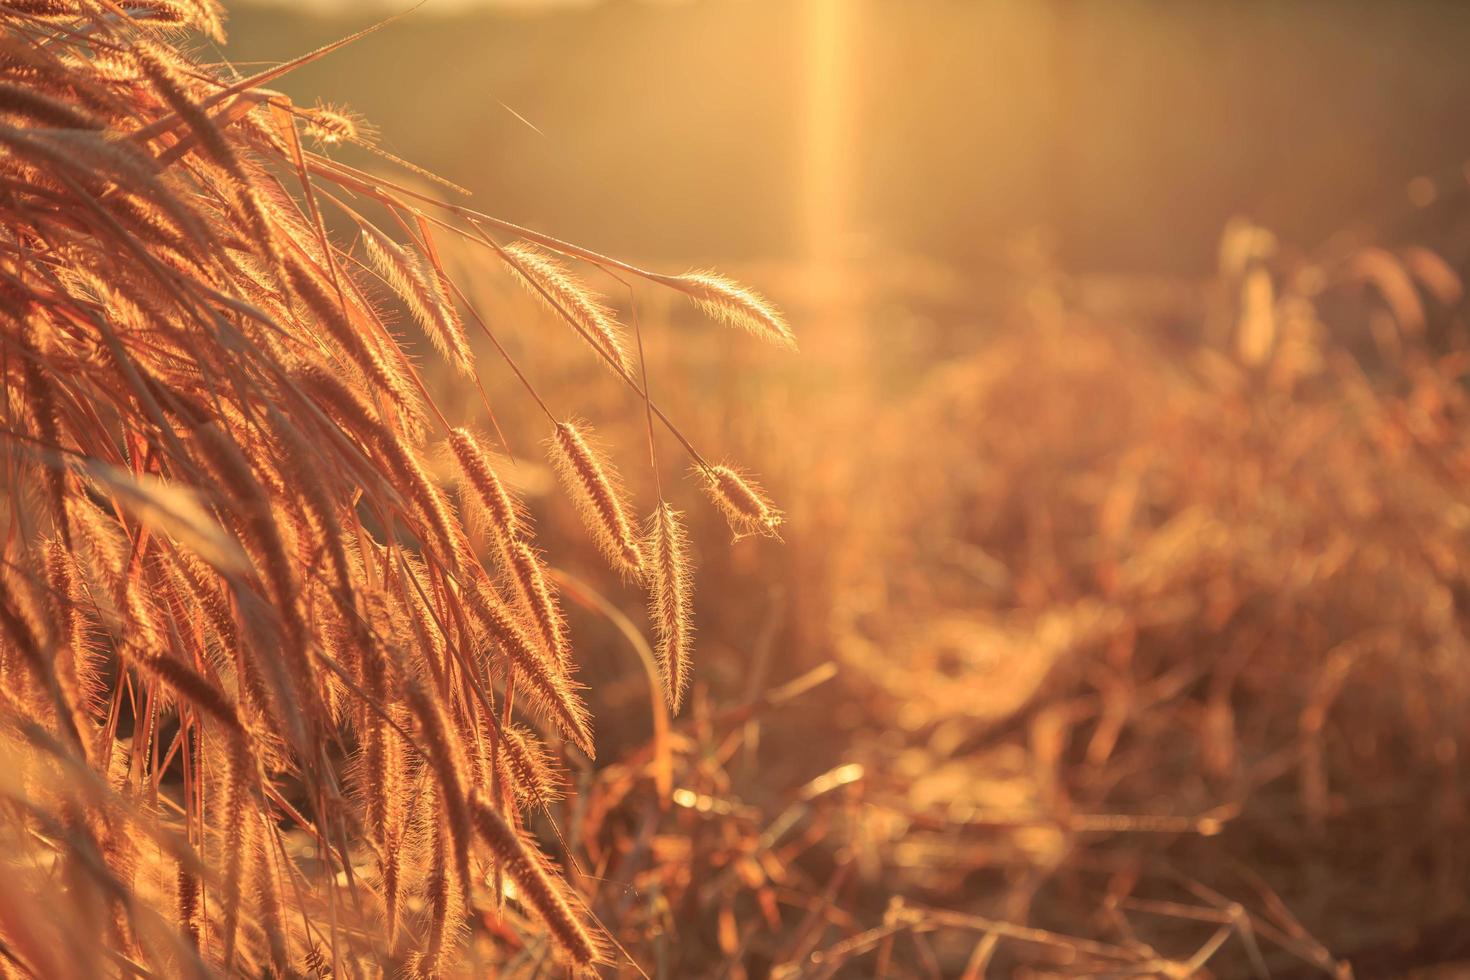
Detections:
1,1,1470,978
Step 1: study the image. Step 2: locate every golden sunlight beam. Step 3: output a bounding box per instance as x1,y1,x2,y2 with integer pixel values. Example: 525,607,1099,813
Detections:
800,0,857,284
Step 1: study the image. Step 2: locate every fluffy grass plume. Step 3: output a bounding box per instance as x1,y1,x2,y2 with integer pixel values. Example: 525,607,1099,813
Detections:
361,223,474,378
646,501,694,711
550,421,646,577
702,463,784,538
661,270,796,350
503,240,633,373
449,425,523,547
469,792,607,968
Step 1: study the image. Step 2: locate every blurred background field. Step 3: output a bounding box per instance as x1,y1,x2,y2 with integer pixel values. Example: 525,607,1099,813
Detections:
229,0,1470,274
228,1,1470,975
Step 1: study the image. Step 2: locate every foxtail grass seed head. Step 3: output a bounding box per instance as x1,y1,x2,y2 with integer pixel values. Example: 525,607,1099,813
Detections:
305,102,371,146
549,421,644,578
647,502,694,712
469,793,605,968
503,241,632,373
702,464,784,538
468,580,595,758
361,224,473,378
448,427,521,546
500,724,566,807
506,539,571,672
671,271,796,350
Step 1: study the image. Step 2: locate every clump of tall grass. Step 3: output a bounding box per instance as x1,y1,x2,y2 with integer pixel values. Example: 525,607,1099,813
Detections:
0,2,790,975
821,259,1470,974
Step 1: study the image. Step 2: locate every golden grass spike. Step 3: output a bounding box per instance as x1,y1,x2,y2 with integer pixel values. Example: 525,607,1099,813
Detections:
304,101,369,146
380,713,410,953
18,323,71,541
0,571,87,755
377,430,468,572
253,821,291,977
0,2,77,19
646,501,694,712
176,866,200,952
503,241,631,373
701,463,783,538
500,723,566,807
140,652,243,734
382,824,405,956
0,80,101,130
361,224,474,379
294,361,383,439
469,793,605,968
448,427,520,547
265,407,351,601
217,742,251,975
466,579,594,757
401,675,473,928
286,255,426,431
668,270,796,350
505,539,571,672
42,539,93,758
549,421,644,578
418,794,466,977
132,0,226,40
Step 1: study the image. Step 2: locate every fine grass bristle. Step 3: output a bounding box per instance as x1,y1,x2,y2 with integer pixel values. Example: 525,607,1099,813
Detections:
550,421,645,578
646,502,694,712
